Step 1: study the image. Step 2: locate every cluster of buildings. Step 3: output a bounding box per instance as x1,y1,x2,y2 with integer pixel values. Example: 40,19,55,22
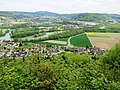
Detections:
0,40,107,60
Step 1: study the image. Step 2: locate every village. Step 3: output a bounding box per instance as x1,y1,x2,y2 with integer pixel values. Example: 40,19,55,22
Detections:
0,40,107,61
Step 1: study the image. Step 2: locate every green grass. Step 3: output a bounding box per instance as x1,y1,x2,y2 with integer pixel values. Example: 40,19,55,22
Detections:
88,33,120,39
32,37,68,47
18,43,33,49
35,41,67,47
38,23,62,27
21,37,68,48
106,24,120,29
0,16,6,19
56,38,68,42
88,35,111,38
70,34,93,47
0,46,4,50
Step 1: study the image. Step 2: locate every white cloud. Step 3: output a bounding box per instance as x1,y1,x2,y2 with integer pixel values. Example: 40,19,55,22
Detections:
0,0,120,14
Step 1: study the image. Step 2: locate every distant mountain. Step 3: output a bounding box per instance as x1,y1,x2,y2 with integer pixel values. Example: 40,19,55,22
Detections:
34,11,59,16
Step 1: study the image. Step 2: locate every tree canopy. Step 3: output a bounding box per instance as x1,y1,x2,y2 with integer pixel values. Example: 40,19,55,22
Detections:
0,42,120,89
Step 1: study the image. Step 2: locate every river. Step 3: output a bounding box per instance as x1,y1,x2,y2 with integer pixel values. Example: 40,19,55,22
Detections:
0,32,11,41
0,31,64,41
21,31,64,40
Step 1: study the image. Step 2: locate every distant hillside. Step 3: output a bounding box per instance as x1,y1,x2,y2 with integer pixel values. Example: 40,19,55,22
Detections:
71,13,111,22
0,11,120,22
0,11,15,17
0,11,60,19
109,14,120,20
0,11,36,19
34,11,59,16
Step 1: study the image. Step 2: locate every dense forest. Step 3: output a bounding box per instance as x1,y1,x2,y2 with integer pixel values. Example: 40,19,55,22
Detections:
0,42,120,90
71,13,111,22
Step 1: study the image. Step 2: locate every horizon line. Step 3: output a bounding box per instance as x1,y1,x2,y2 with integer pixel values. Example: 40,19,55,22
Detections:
0,10,120,15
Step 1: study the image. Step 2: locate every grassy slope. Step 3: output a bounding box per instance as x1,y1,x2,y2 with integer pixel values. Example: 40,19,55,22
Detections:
70,34,93,47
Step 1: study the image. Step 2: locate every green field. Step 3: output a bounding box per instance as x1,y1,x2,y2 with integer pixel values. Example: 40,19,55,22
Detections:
57,38,68,42
88,34,111,38
105,24,120,29
35,41,67,47
70,33,93,47
36,23,62,27
18,43,33,49
0,16,6,19
0,46,4,50
88,33,120,38
33,38,68,47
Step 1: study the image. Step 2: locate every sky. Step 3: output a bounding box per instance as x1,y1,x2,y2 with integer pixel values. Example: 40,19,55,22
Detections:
0,0,120,14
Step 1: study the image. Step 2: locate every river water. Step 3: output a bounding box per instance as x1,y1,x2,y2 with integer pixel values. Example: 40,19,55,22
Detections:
21,31,64,40
0,31,64,41
0,32,11,41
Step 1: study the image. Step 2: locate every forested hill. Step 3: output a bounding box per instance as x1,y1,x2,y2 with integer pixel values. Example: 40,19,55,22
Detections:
109,14,120,20
0,11,120,22
0,11,38,19
0,11,59,17
70,13,111,22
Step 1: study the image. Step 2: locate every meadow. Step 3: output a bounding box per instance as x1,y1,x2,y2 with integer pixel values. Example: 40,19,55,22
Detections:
70,33,93,47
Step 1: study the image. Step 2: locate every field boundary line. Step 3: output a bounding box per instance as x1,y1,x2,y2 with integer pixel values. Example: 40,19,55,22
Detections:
85,32,94,47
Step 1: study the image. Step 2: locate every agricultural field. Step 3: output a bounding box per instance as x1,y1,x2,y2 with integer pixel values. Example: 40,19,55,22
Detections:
11,21,27,25
88,33,120,49
0,46,4,50
57,38,68,42
70,33,93,47
105,24,120,29
42,38,68,46
35,41,67,46
34,23,62,27
0,16,6,19
44,40,67,45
